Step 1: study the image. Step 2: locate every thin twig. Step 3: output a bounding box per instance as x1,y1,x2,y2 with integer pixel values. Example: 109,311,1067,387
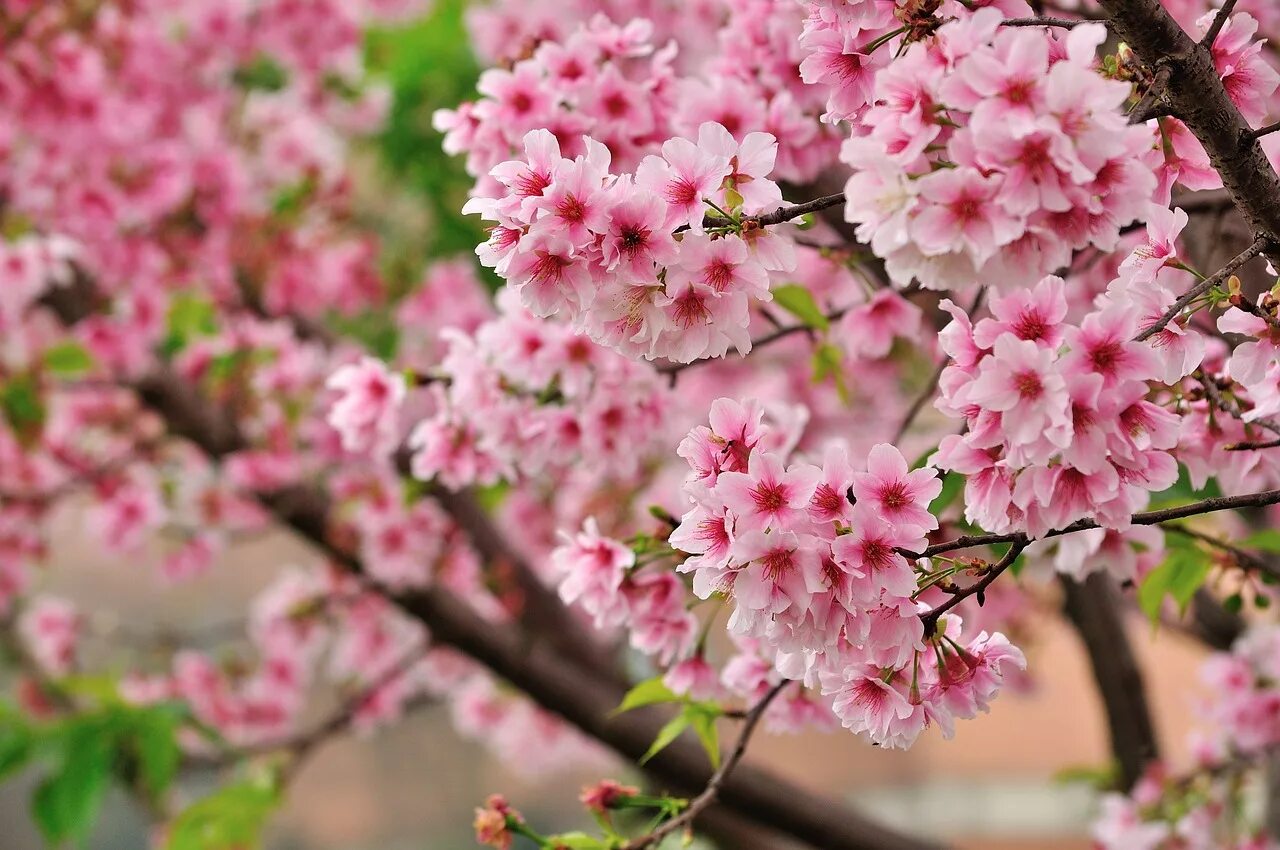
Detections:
1253,121,1280,140
623,682,790,850
1163,523,1280,582
700,193,846,231
1135,236,1269,341
920,542,1027,635
1000,16,1088,28
901,487,1280,560
657,305,855,378
1226,436,1280,451
1200,0,1237,48
893,288,986,443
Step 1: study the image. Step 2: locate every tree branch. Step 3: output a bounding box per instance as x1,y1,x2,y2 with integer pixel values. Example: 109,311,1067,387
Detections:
1134,236,1269,342
904,487,1280,560
36,288,941,850
921,541,1027,635
1254,121,1280,140
1199,0,1237,48
1061,573,1160,791
1001,16,1089,28
1098,0,1280,267
623,682,790,850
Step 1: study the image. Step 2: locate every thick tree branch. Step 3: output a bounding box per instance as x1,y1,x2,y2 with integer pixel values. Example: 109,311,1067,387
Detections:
1098,0,1280,266
1001,16,1088,28
1061,574,1160,791
142,365,941,850
37,282,940,849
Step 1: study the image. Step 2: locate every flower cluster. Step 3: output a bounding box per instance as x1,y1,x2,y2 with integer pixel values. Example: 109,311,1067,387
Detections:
326,357,407,457
443,5,840,192
1092,625,1280,850
933,274,1182,546
545,394,1024,747
408,291,671,488
464,124,793,363
835,10,1156,291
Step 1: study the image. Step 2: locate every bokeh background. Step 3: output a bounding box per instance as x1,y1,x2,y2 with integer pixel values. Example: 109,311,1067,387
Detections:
0,2,1223,848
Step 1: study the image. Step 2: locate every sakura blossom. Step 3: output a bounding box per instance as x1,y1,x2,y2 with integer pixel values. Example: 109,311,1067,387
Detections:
5,0,1280,848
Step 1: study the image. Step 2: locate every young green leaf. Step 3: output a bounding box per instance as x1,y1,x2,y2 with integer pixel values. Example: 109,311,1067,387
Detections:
614,677,681,715
685,705,721,770
547,832,608,850
770,285,829,331
1240,529,1280,553
1138,547,1212,626
32,723,113,845
929,471,965,515
42,342,94,377
639,714,691,766
167,778,281,850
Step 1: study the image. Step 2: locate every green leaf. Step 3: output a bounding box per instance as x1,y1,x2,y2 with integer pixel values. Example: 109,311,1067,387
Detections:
231,55,289,92
685,705,721,770
162,294,218,356
810,342,849,403
908,446,936,471
639,714,690,766
770,285,829,331
1138,547,1212,626
32,722,113,845
0,373,45,443
615,677,680,716
1052,761,1120,791
0,708,33,782
128,706,181,798
548,832,608,850
1241,530,1280,553
42,342,94,377
167,778,281,850
326,311,400,360
929,471,964,515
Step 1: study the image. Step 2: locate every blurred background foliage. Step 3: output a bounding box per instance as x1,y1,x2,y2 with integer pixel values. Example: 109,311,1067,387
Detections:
364,0,487,277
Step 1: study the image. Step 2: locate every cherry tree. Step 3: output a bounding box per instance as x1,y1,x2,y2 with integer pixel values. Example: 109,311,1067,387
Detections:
3,0,1280,848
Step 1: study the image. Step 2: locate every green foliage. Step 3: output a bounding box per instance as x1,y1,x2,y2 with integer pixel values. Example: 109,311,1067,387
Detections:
1150,465,1222,509
1052,761,1121,791
326,310,400,360
1,698,185,847
1138,541,1213,626
0,372,46,444
614,677,681,715
810,342,849,403
162,293,219,356
0,704,34,782
231,56,289,92
41,342,94,377
364,0,488,265
1240,529,1280,553
637,702,723,769
769,284,829,331
166,777,281,850
929,471,965,515
33,722,112,846
547,832,610,850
